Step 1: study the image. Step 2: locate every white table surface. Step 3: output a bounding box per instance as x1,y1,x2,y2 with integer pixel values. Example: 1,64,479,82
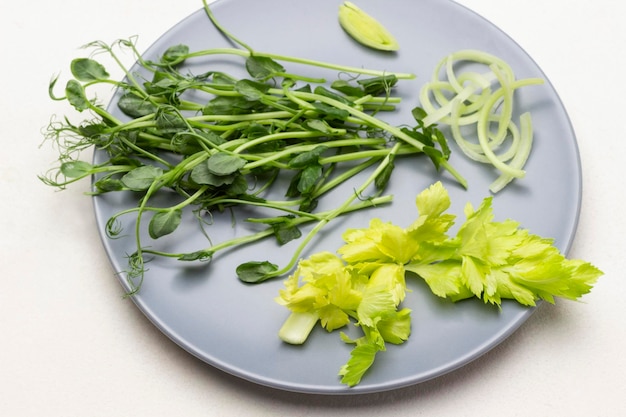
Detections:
2,0,624,415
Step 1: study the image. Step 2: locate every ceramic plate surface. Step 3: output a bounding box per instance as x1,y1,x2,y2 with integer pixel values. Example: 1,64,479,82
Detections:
93,0,581,394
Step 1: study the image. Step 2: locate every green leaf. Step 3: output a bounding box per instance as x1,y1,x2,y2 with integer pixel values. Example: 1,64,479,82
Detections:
78,123,107,138
407,260,468,299
200,130,227,146
288,146,328,168
169,132,201,154
223,175,249,196
190,162,238,186
272,222,302,245
161,44,189,64
297,164,323,194
356,285,396,327
377,308,412,344
236,261,279,283
70,58,110,82
313,86,353,106
331,79,365,97
294,84,313,94
374,159,394,190
149,209,182,239
108,156,142,168
93,178,124,193
155,107,187,133
210,71,237,86
118,93,157,118
234,79,270,100
422,146,444,170
245,56,285,79
65,80,90,111
285,171,302,198
203,95,264,115
400,126,434,147
338,343,379,387
357,74,398,95
121,165,163,191
312,102,350,120
207,153,247,175
303,119,335,133
411,106,428,123
60,160,93,178
460,256,489,297
414,180,451,217
433,128,451,159
173,130,225,153
242,122,271,139
298,196,318,213
241,124,284,153
144,75,179,95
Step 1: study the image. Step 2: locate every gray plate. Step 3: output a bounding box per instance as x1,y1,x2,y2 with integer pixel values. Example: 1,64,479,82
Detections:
93,0,581,394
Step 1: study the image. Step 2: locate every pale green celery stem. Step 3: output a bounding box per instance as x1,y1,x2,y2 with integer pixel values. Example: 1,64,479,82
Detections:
278,311,320,345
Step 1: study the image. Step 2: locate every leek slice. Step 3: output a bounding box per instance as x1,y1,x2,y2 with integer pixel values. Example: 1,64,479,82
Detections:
338,2,399,51
420,50,544,192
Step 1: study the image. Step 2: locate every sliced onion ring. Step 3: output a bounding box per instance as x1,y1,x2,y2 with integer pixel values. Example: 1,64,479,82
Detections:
420,50,543,193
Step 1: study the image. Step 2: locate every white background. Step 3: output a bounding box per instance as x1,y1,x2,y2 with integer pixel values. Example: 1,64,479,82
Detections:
2,0,624,415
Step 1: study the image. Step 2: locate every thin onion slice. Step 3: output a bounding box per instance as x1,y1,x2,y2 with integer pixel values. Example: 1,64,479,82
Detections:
420,50,543,192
